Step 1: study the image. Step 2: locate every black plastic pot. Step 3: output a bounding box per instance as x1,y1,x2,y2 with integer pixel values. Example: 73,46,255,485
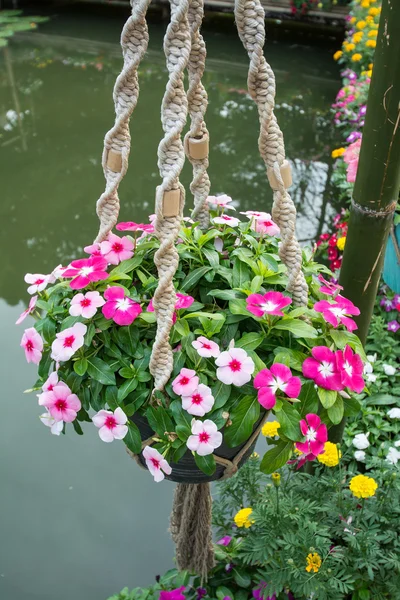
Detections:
132,412,262,484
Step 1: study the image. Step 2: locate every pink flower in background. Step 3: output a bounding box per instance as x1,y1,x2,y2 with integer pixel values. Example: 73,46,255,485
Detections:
39,384,81,422
302,346,343,391
214,237,224,253
116,221,155,234
84,242,103,256
143,446,172,483
100,232,134,265
317,274,343,297
182,384,215,417
343,138,361,184
159,587,185,600
52,264,67,279
216,347,255,386
172,368,199,396
186,419,223,456
207,194,236,210
336,345,365,393
69,291,105,319
250,215,280,236
16,295,37,325
213,215,240,227
39,411,64,435
20,327,43,364
314,296,360,331
92,407,128,442
51,322,87,362
63,256,109,290
148,293,194,323
388,320,400,333
254,363,301,410
192,336,220,358
246,291,292,317
296,413,328,458
102,286,142,326
240,210,270,220
217,536,232,546
24,273,54,295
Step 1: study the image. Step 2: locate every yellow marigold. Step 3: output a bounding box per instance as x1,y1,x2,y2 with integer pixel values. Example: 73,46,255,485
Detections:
306,553,322,573
352,32,364,43
369,6,380,16
365,15,374,23
356,20,367,30
333,50,343,61
317,442,342,467
368,62,374,68
352,53,363,62
350,16,356,24
331,147,346,159
366,69,373,77
349,474,378,498
344,42,356,52
361,0,369,7
336,236,346,251
271,472,281,487
234,508,254,528
366,39,377,48
262,421,280,438
368,30,378,38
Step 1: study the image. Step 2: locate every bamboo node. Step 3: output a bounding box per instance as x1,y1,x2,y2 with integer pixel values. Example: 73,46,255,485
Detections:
188,134,209,160
106,149,123,173
267,160,292,190
162,189,181,217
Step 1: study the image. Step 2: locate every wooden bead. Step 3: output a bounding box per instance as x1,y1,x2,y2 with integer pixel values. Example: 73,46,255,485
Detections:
188,134,209,160
107,149,122,173
162,189,181,217
267,160,293,190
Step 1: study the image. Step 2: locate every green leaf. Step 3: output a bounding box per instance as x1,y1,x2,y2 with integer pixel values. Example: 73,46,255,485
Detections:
207,289,243,301
119,367,135,379
366,393,399,406
42,317,56,343
146,405,174,439
74,357,88,376
328,396,344,425
229,298,250,317
105,385,119,410
109,255,143,275
233,258,251,288
194,453,216,476
224,396,260,448
72,420,84,435
197,229,222,247
276,402,301,442
87,357,116,386
318,388,337,409
273,318,318,339
202,247,219,268
38,351,52,380
343,395,361,417
273,347,307,372
216,587,235,600
60,315,83,331
260,441,293,474
233,569,252,588
236,332,263,352
298,381,319,417
174,318,191,338
181,266,212,292
118,378,138,402
114,325,139,356
212,381,232,409
250,275,263,293
330,329,367,361
170,400,191,436
124,423,142,454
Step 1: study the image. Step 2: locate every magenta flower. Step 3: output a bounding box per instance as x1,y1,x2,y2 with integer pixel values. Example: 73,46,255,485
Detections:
254,363,301,410
217,535,232,546
212,215,240,227
99,232,134,265
84,242,103,257
380,297,394,311
336,345,365,393
253,582,276,600
143,446,172,483
207,194,235,210
182,384,215,417
159,587,185,600
148,293,194,324
191,336,220,358
317,274,343,297
42,372,68,392
296,413,327,457
92,407,128,442
21,327,43,364
186,419,222,456
314,296,360,331
102,286,142,326
24,273,54,295
69,291,105,319
388,320,400,333
302,346,343,391
251,215,280,236
51,322,87,362
116,221,155,233
16,295,38,325
39,411,64,436
246,291,292,317
172,368,199,396
216,347,255,386
63,256,109,290
39,384,81,422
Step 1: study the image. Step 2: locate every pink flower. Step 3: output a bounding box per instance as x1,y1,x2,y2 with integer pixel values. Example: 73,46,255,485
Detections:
192,336,220,358
250,215,280,236
253,363,301,410
240,210,270,220
314,296,360,331
102,286,142,326
143,446,172,482
317,274,343,297
42,372,68,392
21,327,43,364
336,345,365,393
212,215,240,227
39,384,81,422
63,256,109,290
215,347,255,386
84,242,103,256
159,587,185,600
182,384,215,416
92,407,128,442
52,264,67,279
344,139,361,184
246,291,292,317
207,194,236,210
302,346,343,391
24,273,54,295
69,291,105,319
116,221,155,233
51,322,87,362
296,413,328,457
172,368,199,396
148,293,194,323
186,419,223,456
16,295,37,325
39,411,64,435
99,232,134,265
217,536,232,546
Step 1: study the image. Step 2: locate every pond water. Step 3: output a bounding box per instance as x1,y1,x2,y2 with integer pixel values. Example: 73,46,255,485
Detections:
0,8,340,600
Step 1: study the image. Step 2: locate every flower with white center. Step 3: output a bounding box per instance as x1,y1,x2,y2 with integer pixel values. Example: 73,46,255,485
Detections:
143,447,172,482
246,291,292,317
388,408,400,419
354,450,366,462
172,368,199,397
69,291,105,319
253,363,301,410
24,273,55,295
192,336,220,358
39,411,64,436
102,286,142,326
215,347,255,386
352,432,370,450
51,322,87,362
182,384,215,417
186,419,223,456
382,364,396,376
386,447,400,466
92,407,128,442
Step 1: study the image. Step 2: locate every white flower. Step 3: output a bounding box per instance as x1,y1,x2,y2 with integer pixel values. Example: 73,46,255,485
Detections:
386,447,400,465
365,373,377,383
366,353,377,363
352,432,370,450
388,408,400,419
363,362,373,374
39,411,64,436
382,364,396,376
395,440,400,448
354,450,366,462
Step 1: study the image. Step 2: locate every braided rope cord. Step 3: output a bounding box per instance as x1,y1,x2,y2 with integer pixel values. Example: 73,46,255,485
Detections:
234,0,308,306
149,0,191,391
184,0,210,228
95,0,151,243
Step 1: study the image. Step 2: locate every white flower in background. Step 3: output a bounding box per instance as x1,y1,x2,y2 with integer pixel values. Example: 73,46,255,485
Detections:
387,408,400,419
366,353,377,363
382,364,396,376
354,450,366,462
364,362,373,374
363,361,377,383
352,432,370,450
395,440,400,448
386,447,400,465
